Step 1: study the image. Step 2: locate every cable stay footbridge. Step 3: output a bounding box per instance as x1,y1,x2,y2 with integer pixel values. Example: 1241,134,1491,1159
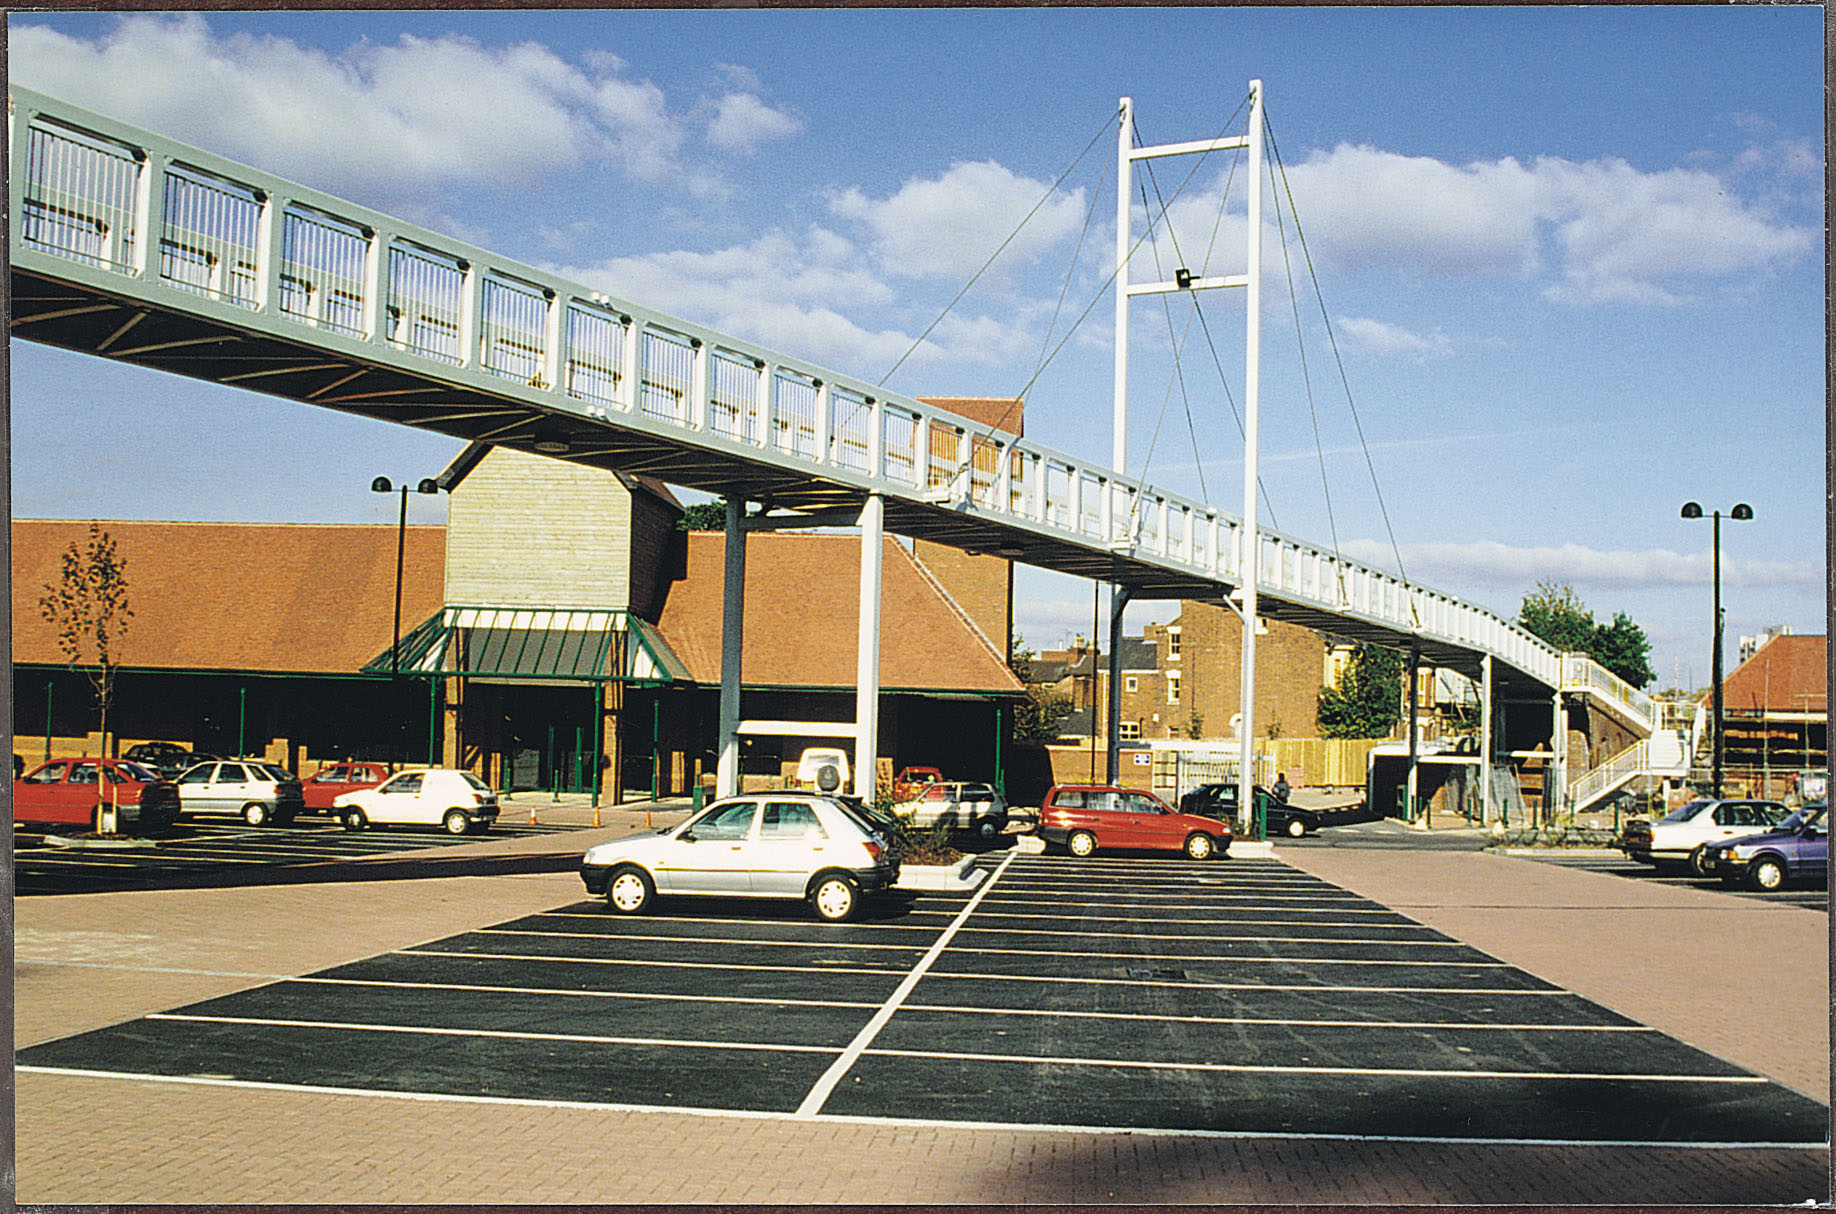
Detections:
7,83,1655,812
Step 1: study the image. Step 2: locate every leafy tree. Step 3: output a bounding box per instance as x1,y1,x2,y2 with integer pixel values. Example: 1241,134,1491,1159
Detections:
40,524,134,821
1518,581,1595,653
1590,610,1656,689
1009,637,1072,742
677,501,733,531
1518,581,1656,689
1316,644,1404,739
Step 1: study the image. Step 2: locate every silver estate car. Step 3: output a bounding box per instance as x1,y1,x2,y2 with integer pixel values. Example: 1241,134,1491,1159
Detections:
580,792,900,923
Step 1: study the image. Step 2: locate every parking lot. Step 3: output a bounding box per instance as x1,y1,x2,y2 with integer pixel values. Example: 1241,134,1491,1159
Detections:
18,849,1825,1150
1516,851,1829,911
13,816,582,896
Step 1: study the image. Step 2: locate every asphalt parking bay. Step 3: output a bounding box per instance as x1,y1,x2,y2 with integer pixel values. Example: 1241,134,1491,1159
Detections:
17,852,1826,1147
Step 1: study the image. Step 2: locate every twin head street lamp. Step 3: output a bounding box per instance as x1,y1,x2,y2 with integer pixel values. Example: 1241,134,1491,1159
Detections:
372,476,441,677
1680,501,1753,799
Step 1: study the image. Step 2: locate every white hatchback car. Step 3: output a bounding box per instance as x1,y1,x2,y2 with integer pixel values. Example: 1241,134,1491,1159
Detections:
333,768,500,835
580,792,900,922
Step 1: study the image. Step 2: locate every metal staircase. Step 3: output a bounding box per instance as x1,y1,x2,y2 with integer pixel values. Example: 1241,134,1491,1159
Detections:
1567,729,1690,814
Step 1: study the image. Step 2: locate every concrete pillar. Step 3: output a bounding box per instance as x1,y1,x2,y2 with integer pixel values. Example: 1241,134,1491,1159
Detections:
716,497,745,798
854,494,884,799
1406,643,1421,827
1480,654,1494,824
1104,585,1132,784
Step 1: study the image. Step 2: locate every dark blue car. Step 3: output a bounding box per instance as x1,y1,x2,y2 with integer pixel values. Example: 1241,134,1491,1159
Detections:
1702,803,1826,891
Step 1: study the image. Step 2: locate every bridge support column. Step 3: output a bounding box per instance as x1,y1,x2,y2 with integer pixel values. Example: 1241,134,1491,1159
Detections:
716,497,746,799
1549,692,1567,826
854,493,884,800
1104,585,1133,784
1480,654,1494,824
1406,642,1421,827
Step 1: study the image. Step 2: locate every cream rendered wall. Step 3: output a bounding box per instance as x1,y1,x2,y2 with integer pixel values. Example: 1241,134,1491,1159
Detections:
444,447,632,608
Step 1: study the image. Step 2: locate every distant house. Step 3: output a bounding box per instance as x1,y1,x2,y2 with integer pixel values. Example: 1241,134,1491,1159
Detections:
1702,632,1827,799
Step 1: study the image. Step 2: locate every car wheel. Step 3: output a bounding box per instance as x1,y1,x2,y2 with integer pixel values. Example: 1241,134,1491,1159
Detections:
443,809,470,836
606,866,655,914
1688,846,1713,877
341,808,367,831
1285,817,1307,839
809,873,860,923
1184,832,1215,861
243,802,269,827
978,819,999,839
1746,855,1787,892
1067,830,1097,858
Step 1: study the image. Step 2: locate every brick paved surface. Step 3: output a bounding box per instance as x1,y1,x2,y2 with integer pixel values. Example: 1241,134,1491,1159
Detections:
14,816,1830,1205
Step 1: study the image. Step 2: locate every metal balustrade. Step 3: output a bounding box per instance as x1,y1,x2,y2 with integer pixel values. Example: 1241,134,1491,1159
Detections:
9,84,1592,698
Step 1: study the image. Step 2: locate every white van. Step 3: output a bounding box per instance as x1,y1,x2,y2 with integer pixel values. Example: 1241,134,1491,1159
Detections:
333,767,500,834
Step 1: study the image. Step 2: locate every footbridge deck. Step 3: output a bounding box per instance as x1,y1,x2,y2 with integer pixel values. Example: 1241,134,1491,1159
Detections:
11,86,1588,704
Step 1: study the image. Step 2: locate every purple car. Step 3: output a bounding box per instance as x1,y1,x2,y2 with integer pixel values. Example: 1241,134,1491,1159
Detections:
1701,803,1826,891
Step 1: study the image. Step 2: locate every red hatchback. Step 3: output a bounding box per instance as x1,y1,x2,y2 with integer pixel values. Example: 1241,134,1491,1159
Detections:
1036,783,1231,860
301,761,392,813
14,757,182,834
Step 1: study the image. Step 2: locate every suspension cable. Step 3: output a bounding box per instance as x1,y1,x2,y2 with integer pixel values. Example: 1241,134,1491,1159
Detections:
878,110,1116,391
1265,115,1417,624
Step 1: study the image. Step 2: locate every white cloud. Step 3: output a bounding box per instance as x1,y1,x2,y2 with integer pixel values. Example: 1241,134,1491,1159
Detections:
1335,316,1452,359
551,229,1036,377
830,160,1088,283
706,92,803,155
8,15,698,202
1277,143,1815,305
1337,538,1824,593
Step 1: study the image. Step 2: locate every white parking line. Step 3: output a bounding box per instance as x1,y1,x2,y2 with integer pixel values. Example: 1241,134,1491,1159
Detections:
299,976,881,1009
472,928,929,952
401,948,908,976
900,1002,1657,1032
860,1045,1769,1084
792,849,1019,1119
149,1012,839,1053
918,909,1407,925
922,971,1568,995
943,945,1508,968
954,925,1464,946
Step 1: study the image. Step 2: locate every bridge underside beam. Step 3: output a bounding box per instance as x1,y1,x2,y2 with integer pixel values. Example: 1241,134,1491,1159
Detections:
12,267,1556,702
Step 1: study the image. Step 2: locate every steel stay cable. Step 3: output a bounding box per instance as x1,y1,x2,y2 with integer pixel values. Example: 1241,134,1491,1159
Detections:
958,91,1253,461
877,110,1117,392
1265,117,1417,625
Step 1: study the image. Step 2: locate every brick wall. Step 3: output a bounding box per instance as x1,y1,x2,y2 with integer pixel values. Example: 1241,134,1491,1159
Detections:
445,447,633,607
911,540,1012,655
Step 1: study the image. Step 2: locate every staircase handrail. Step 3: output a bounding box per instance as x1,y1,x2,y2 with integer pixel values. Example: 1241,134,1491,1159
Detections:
1567,737,1650,809
1560,654,1655,733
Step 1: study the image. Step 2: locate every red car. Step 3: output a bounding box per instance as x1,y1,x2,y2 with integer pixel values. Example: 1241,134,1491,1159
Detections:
14,757,182,834
1035,783,1231,860
301,761,392,813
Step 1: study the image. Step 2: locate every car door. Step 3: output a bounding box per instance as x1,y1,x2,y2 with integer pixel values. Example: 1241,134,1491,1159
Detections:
750,801,831,895
177,762,225,816
661,800,759,894
1793,808,1827,879
1124,791,1178,848
17,761,76,826
369,772,426,824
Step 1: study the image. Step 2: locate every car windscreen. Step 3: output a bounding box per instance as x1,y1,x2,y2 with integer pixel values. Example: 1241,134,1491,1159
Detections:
114,762,160,782
1658,799,1711,824
461,772,491,792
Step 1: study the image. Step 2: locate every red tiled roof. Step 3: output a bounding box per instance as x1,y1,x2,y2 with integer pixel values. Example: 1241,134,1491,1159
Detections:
1712,634,1827,714
11,519,444,674
653,532,1023,694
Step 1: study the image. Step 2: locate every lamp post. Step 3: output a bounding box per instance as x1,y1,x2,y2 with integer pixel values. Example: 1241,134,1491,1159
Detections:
1681,501,1753,798
372,477,441,677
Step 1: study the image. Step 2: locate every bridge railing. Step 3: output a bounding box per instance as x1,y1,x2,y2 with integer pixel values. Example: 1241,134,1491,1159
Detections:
1559,653,1656,733
9,85,1564,690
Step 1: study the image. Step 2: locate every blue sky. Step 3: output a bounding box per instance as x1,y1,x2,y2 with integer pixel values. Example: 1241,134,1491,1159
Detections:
8,8,1826,693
